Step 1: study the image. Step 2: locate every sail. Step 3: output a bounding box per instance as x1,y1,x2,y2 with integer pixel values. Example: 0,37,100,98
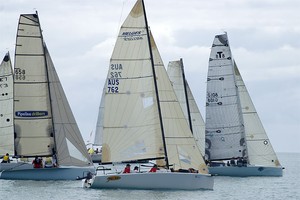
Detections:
45,47,92,166
0,52,14,155
14,13,54,157
151,33,208,173
234,61,281,167
93,88,105,146
167,60,205,155
205,33,247,161
101,0,164,163
13,13,92,166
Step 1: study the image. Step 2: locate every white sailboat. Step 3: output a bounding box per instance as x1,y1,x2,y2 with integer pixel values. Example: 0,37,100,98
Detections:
0,12,95,180
84,0,213,190
205,32,283,176
167,59,205,155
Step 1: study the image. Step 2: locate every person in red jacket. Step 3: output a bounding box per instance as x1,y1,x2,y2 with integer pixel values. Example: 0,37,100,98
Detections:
32,156,43,168
149,164,158,173
123,164,131,173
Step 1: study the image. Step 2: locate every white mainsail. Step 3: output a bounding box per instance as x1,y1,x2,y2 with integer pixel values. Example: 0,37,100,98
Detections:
167,59,206,156
101,0,207,173
102,0,164,163
13,13,91,166
234,61,281,167
205,33,247,161
0,53,14,155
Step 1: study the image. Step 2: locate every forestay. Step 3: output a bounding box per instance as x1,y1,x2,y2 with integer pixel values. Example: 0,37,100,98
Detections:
0,53,14,155
205,33,247,161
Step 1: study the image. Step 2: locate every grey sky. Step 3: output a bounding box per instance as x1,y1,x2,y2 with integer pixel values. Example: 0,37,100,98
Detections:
0,0,299,153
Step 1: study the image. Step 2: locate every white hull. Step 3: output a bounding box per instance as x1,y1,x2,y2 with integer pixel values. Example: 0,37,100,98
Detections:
209,165,283,177
84,172,214,190
0,166,95,180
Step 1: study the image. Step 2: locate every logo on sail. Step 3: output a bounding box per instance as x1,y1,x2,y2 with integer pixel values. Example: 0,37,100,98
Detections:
15,111,48,117
121,31,143,41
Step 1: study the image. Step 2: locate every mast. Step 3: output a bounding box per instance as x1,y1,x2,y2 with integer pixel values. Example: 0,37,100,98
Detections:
36,11,57,159
180,58,193,133
141,0,169,168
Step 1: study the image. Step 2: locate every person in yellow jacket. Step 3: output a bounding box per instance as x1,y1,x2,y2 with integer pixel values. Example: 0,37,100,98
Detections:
1,153,10,163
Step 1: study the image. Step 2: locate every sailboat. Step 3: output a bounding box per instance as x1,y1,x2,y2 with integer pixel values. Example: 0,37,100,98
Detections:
0,12,95,180
205,33,283,176
84,0,213,190
167,59,205,155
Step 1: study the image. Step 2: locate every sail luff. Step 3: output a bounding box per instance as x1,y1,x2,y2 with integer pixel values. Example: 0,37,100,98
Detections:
0,52,14,155
141,0,169,168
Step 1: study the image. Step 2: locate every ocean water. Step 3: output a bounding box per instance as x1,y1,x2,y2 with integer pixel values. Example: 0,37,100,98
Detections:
0,152,299,200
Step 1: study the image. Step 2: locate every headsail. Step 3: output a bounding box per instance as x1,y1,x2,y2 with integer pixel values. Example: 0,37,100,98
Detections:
234,61,281,167
45,47,92,166
0,52,14,155
13,13,92,166
167,59,205,155
151,34,208,173
205,33,247,161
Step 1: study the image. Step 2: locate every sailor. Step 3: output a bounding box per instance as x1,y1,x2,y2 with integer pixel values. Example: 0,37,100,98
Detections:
149,164,158,173
123,164,131,173
1,153,10,163
44,157,53,168
32,156,43,168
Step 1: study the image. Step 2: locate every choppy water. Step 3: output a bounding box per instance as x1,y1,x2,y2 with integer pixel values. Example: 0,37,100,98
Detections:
1,152,299,200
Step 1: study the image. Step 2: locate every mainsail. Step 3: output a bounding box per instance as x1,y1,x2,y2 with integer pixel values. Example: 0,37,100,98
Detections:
102,0,207,173
234,61,281,167
102,0,164,163
13,13,91,166
205,33,247,161
0,53,14,155
167,59,206,155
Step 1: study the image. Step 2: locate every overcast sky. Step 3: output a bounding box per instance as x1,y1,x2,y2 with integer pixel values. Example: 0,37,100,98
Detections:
1,0,299,153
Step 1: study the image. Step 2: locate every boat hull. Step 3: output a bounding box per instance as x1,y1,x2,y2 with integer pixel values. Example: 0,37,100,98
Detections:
91,154,102,163
0,162,33,171
84,172,214,190
208,166,283,177
0,166,95,180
